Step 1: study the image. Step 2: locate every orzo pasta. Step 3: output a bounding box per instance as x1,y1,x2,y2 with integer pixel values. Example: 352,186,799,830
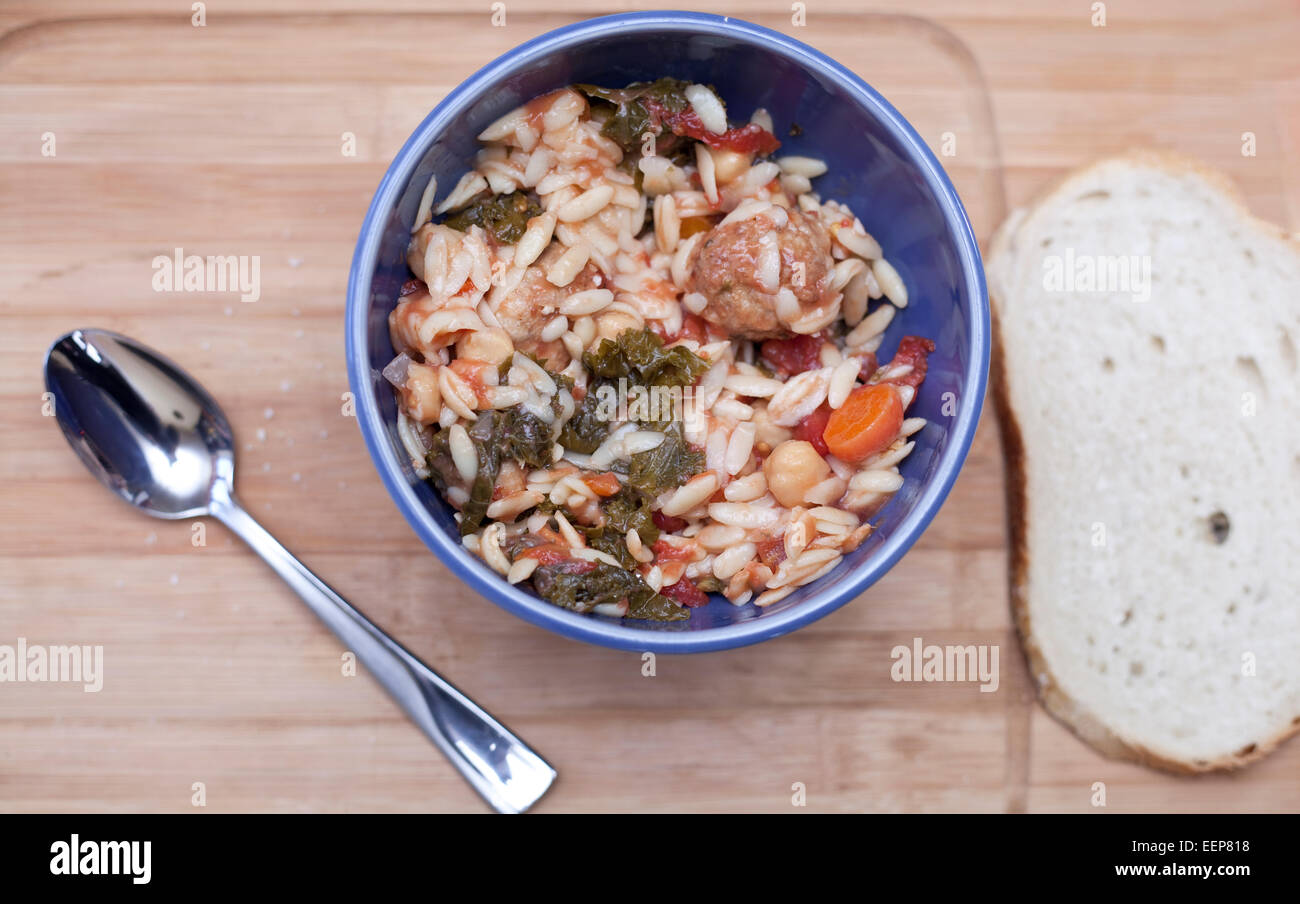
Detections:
386,78,934,620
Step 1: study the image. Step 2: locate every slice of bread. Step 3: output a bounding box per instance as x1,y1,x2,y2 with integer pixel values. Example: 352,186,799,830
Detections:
987,150,1300,772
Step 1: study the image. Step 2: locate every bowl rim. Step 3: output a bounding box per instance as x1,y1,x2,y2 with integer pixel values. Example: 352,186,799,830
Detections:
346,10,990,653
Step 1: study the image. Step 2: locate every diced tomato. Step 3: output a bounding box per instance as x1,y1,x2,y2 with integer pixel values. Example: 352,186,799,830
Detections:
674,311,710,345
660,578,710,608
651,537,696,561
856,351,879,382
662,310,710,345
880,336,935,391
583,472,621,497
517,544,567,565
652,511,688,533
760,332,826,377
755,536,787,571
643,98,782,156
534,525,565,546
712,123,782,156
794,404,832,457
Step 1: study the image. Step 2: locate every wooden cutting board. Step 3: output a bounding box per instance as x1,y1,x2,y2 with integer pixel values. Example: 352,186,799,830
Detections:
2,0,1297,813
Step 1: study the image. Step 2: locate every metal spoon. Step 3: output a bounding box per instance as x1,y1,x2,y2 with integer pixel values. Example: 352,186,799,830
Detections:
44,328,556,813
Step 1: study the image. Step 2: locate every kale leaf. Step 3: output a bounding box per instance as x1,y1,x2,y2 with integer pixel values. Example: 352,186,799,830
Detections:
626,422,706,495
443,190,542,244
582,328,708,388
423,429,458,498
580,526,636,569
600,484,660,546
695,575,725,593
561,329,706,451
458,414,500,536
500,407,555,471
436,405,555,536
531,561,687,621
626,591,692,621
571,480,660,569
557,388,610,453
574,78,692,157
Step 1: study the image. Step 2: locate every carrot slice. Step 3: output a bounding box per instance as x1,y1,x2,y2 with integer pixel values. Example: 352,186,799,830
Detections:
582,471,622,497
823,384,904,464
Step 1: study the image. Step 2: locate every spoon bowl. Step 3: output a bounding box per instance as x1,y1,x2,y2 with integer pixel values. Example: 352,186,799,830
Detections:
45,329,231,519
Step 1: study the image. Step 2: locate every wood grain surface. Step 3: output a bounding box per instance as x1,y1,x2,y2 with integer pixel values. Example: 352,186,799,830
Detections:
2,0,1297,813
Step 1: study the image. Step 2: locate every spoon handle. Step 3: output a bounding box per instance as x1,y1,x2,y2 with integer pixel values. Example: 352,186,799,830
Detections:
208,486,556,813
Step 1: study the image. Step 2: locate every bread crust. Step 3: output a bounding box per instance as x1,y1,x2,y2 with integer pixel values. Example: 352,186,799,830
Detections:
988,149,1300,774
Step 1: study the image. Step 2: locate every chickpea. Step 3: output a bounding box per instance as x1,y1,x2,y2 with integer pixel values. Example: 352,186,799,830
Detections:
401,361,442,425
710,148,753,185
455,326,514,365
762,440,831,507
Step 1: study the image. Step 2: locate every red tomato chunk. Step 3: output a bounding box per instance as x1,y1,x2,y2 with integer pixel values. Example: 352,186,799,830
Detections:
660,578,710,608
760,333,825,377
644,98,781,157
881,336,935,390
794,404,832,457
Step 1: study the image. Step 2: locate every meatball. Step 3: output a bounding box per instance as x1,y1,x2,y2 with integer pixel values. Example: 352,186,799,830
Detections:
687,207,835,340
488,242,603,369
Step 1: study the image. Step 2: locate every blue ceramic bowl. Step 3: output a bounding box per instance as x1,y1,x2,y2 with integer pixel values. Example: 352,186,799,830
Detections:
347,11,988,653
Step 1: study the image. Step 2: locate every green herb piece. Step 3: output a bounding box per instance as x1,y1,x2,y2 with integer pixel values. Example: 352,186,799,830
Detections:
442,190,542,244
625,591,691,621
573,480,660,570
627,422,706,495
531,561,686,621
438,405,555,536
600,484,659,546
574,78,693,157
499,407,555,471
458,413,501,536
595,95,652,155
423,430,459,496
580,526,636,569
557,388,611,453
582,328,708,388
549,371,576,422
563,329,707,451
